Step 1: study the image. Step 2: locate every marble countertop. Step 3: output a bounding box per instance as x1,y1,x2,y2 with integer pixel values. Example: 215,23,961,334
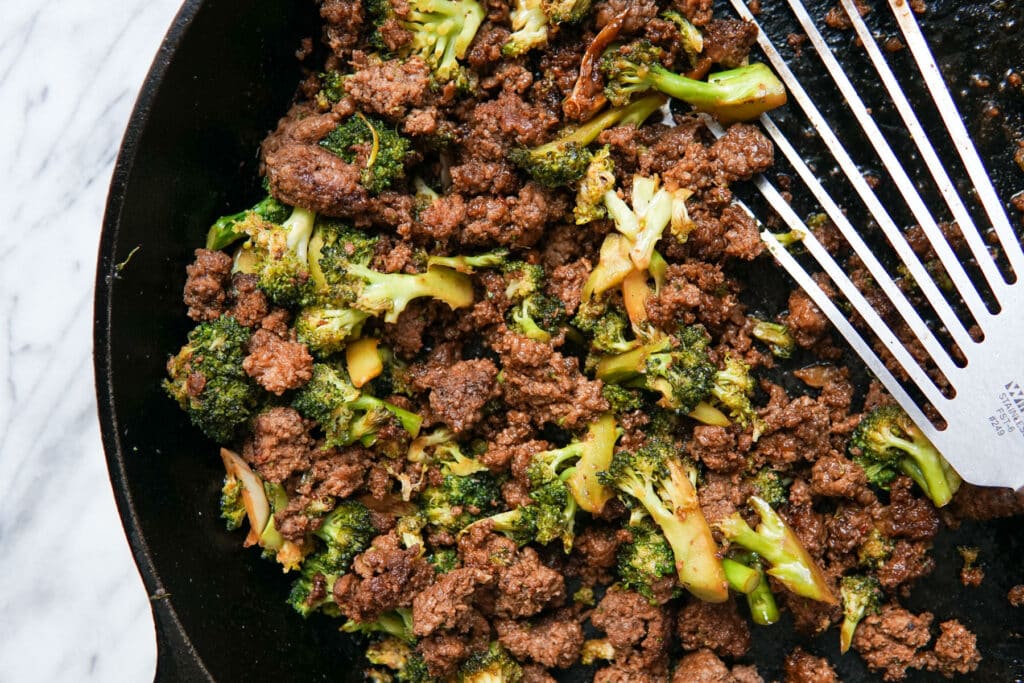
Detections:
1,0,184,680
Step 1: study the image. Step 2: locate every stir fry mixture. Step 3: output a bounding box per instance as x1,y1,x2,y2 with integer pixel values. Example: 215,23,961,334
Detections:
164,0,1022,680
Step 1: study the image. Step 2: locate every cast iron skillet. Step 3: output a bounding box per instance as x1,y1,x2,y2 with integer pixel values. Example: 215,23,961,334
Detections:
94,0,1024,680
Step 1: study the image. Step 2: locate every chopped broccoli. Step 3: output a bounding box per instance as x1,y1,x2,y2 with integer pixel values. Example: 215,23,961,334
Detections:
710,354,765,439
730,551,779,625
857,527,895,570
308,221,475,323
604,174,689,271
315,69,346,108
595,325,716,415
718,496,836,604
600,41,787,122
421,471,501,532
600,437,728,602
428,548,460,573
541,0,591,23
580,638,615,665
457,643,523,682
233,205,318,306
503,0,548,56
616,517,680,604
747,467,789,508
434,441,490,476
292,363,422,448
479,505,541,547
164,316,257,442
343,607,416,643
320,113,413,194
294,306,370,357
369,0,485,82
562,413,621,514
601,383,645,413
509,93,666,187
508,293,567,343
427,248,509,274
574,306,637,354
849,405,961,507
206,194,290,251
839,574,883,654
366,637,413,672
722,557,761,594
661,10,703,69
574,146,616,225
220,476,247,530
751,319,796,359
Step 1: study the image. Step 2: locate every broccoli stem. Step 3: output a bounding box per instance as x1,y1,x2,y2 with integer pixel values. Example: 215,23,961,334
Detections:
564,413,620,514
892,435,960,507
347,263,475,323
533,93,667,159
353,394,423,440
647,62,787,123
282,207,317,263
594,337,671,383
746,564,780,626
687,400,731,427
719,496,836,604
722,557,760,594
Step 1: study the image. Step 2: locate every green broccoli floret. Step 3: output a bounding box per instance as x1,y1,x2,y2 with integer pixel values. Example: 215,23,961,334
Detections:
575,306,637,355
718,496,836,604
316,70,346,107
839,574,883,654
457,643,523,682
480,505,541,547
574,146,616,225
604,174,687,271
751,319,796,359
601,383,645,413
600,41,787,123
308,222,475,323
427,248,509,274
433,441,490,476
233,205,318,306
164,316,257,442
710,354,765,438
343,608,416,643
294,306,370,357
857,528,895,569
747,467,789,508
366,637,414,673
421,471,501,532
369,0,485,82
661,10,704,69
600,437,728,602
503,0,548,56
595,325,716,415
428,548,460,573
508,293,567,343
849,405,961,507
219,475,247,530
206,194,290,251
287,500,374,617
292,363,422,448
509,93,666,187
320,113,413,194
617,517,679,604
541,0,591,23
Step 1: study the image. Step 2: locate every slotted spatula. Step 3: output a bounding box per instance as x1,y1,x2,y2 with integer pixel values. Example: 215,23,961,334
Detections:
712,0,1024,490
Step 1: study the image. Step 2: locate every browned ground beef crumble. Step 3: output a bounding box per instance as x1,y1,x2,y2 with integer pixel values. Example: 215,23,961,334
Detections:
164,0,1022,679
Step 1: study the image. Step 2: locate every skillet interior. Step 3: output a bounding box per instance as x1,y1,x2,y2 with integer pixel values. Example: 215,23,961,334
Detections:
94,0,1024,680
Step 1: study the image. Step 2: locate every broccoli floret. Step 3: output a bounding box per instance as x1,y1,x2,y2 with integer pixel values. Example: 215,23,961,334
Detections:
428,548,460,573
457,643,523,682
366,637,413,672
315,69,346,108
661,10,703,69
718,496,836,604
529,477,578,552
595,325,716,415
294,306,370,357
292,363,423,448
233,205,318,306
600,437,728,602
601,383,645,413
600,41,787,123
574,306,637,354
509,93,666,187
747,467,789,508
580,638,615,665
308,222,475,323
421,471,501,532
320,113,413,194
850,405,961,507
857,527,895,569
370,0,485,82
617,517,679,604
343,608,416,643
164,316,257,442
427,248,509,274
574,146,616,225
503,0,548,56
839,574,883,654
480,505,541,547
710,354,765,439
751,319,796,360
604,174,688,271
508,293,567,343
541,0,591,23
434,441,490,476
206,194,290,251
220,476,247,530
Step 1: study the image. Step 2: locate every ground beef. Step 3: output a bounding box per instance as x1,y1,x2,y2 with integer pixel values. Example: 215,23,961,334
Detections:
302,445,370,499
490,328,608,429
344,55,432,120
810,453,869,499
595,663,668,683
783,592,841,636
882,477,940,542
950,484,1024,520
783,647,838,683
702,20,759,68
521,665,557,683
319,0,364,57
925,620,981,677
496,609,584,668
547,258,592,316
594,0,660,36
242,328,313,395
493,546,567,618
671,649,731,683
853,605,933,681
676,598,751,658
228,274,269,327
756,393,833,465
333,532,435,623
591,587,671,669
566,524,626,585
876,539,935,590
645,261,743,334
688,425,744,473
242,407,314,483
416,358,500,433
416,611,491,677
1009,585,1024,606
183,249,232,321
673,0,713,26
784,289,830,348
412,567,494,637
460,184,569,248
721,204,764,260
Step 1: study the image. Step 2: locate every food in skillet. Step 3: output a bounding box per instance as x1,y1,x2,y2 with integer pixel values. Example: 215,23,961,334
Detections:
164,0,1022,680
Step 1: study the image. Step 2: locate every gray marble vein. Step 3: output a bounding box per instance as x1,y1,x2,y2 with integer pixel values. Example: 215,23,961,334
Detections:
0,1,183,680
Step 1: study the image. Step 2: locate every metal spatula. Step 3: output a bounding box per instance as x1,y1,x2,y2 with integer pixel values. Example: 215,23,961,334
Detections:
712,0,1024,489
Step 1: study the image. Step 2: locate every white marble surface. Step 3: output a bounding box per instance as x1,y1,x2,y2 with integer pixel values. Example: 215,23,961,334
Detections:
1,1,184,681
